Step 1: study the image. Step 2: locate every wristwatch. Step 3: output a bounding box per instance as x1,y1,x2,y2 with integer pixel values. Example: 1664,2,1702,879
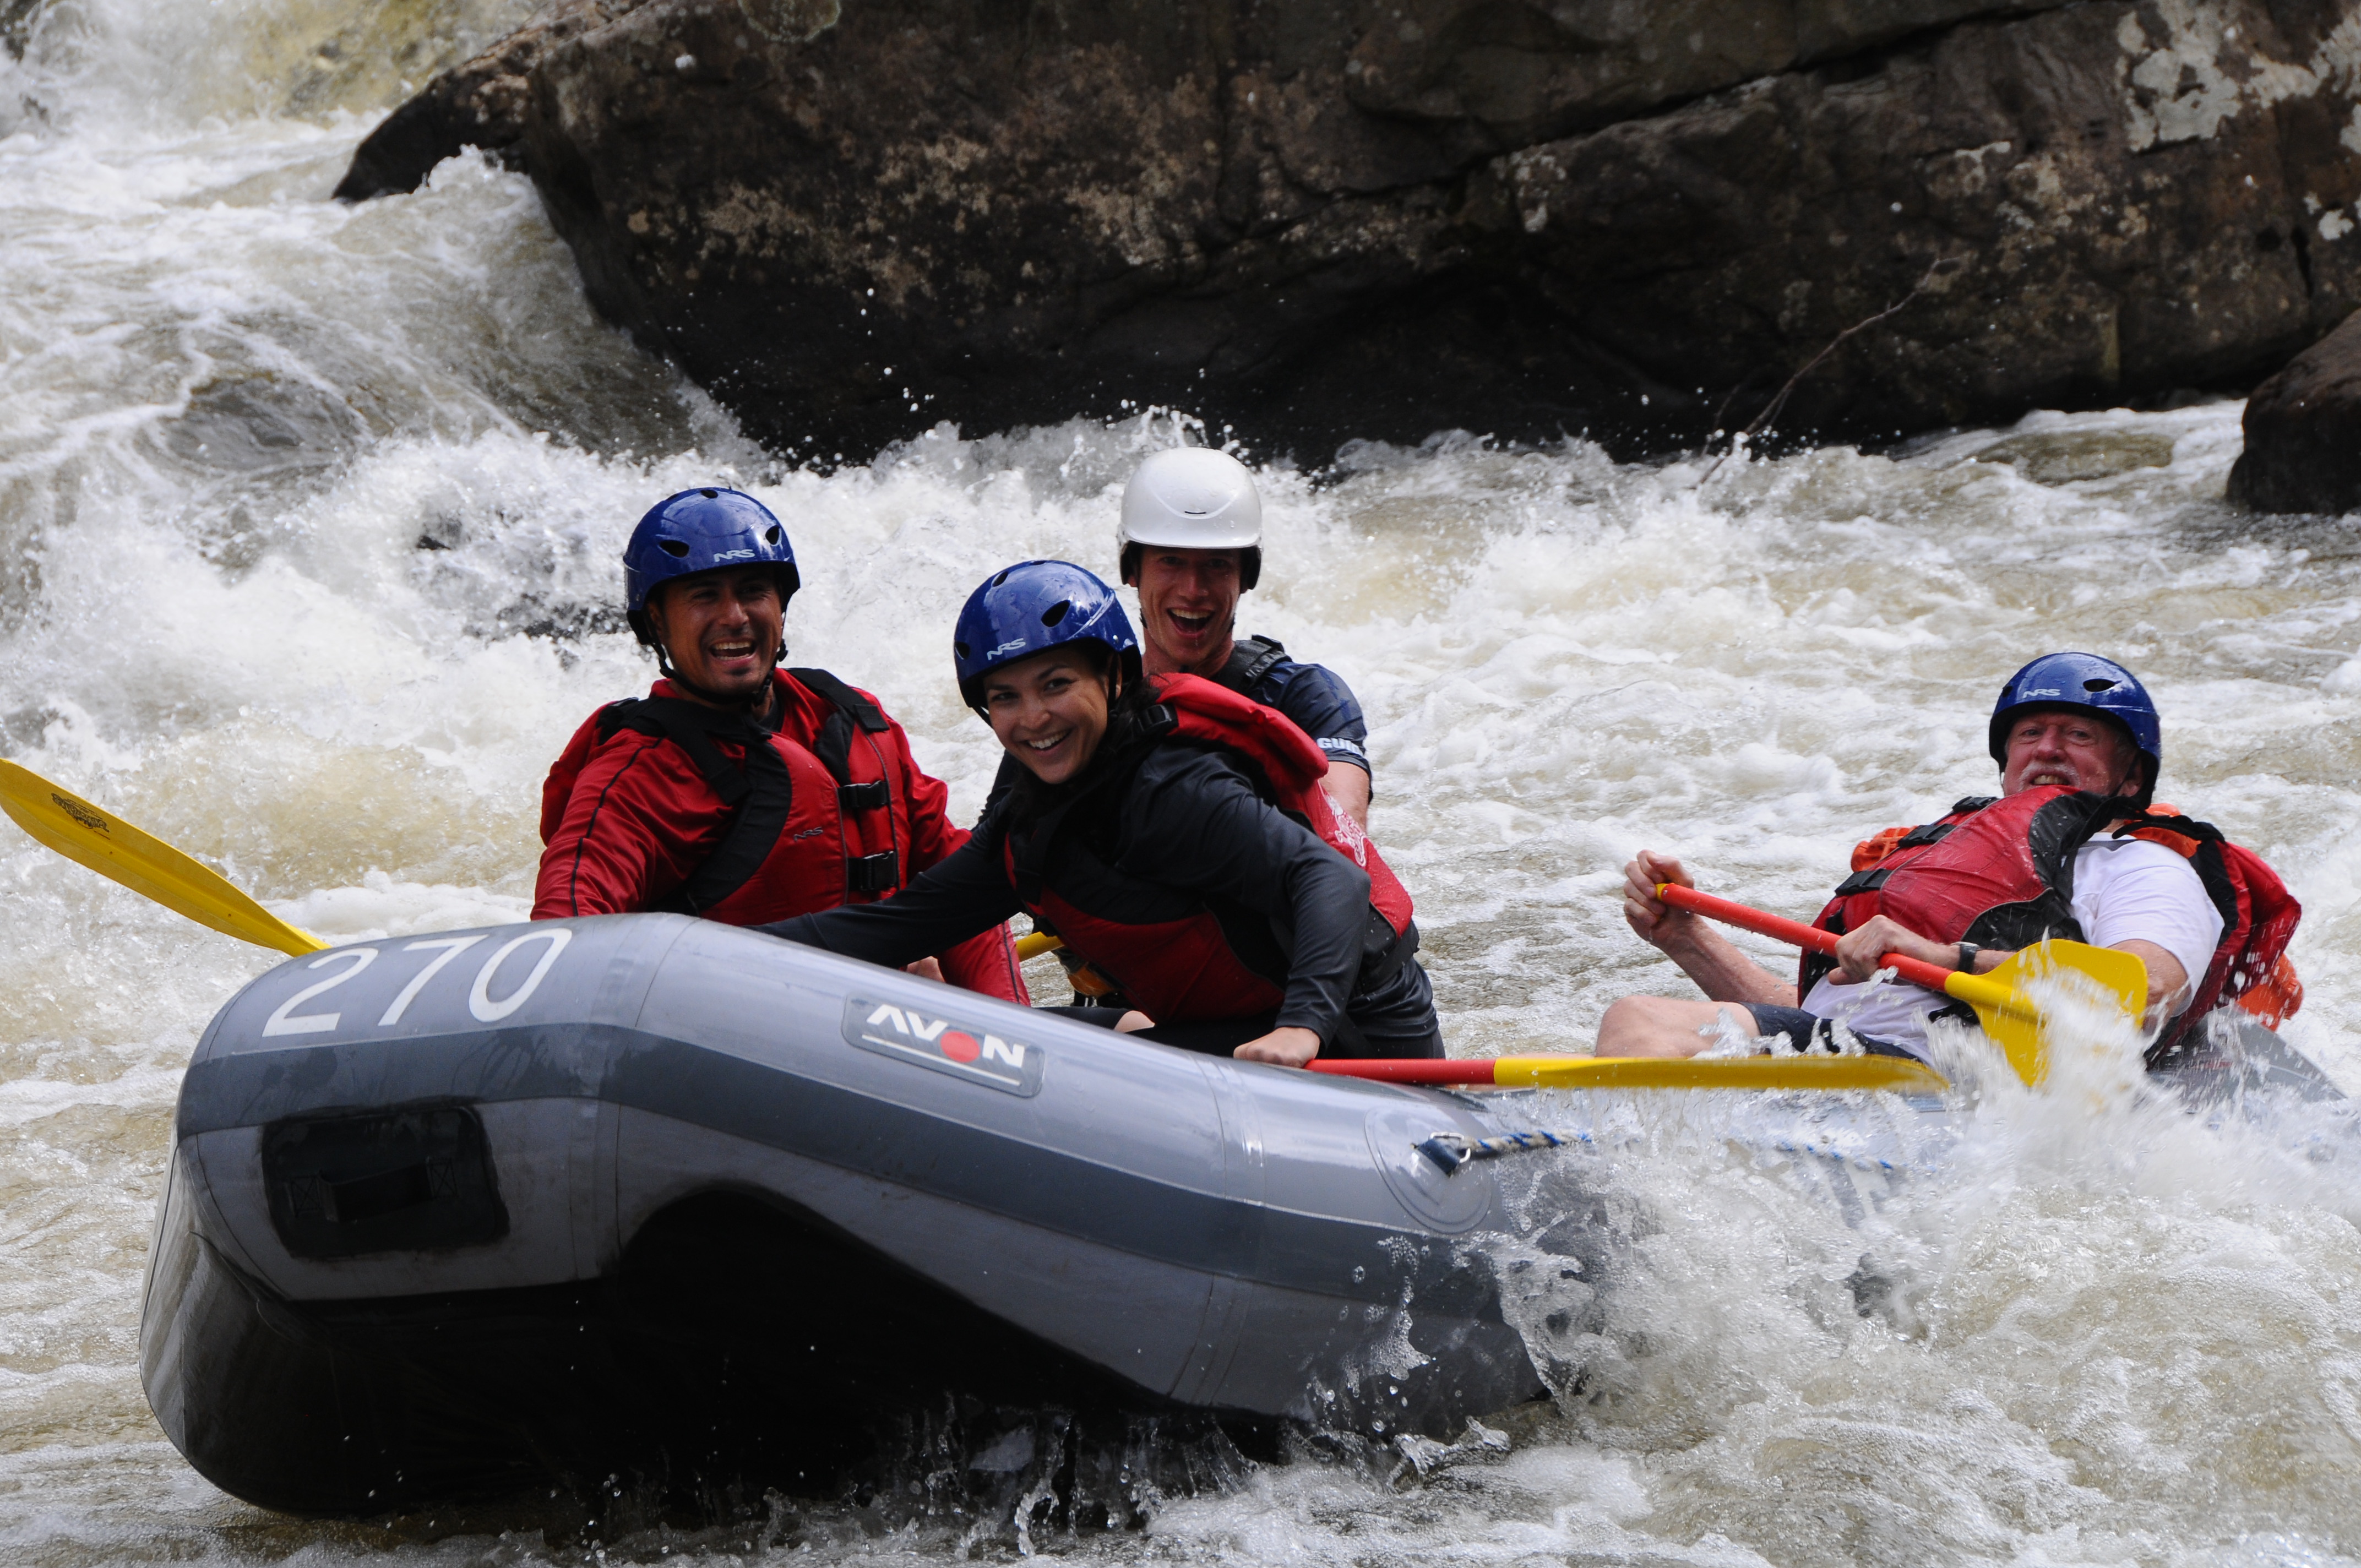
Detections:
1956,941,1981,973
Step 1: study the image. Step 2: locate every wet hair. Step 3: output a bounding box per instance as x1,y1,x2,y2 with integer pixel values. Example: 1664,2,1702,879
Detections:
1067,640,1156,721
977,637,1147,705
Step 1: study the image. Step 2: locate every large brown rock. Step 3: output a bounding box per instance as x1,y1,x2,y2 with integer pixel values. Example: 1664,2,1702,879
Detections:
1488,0,2361,443
345,0,2361,459
2228,308,2361,513
333,0,640,201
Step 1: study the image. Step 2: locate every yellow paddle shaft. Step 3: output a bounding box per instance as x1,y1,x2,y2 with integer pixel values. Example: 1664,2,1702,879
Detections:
0,761,327,957
1309,1053,1949,1093
1652,879,2148,1085
1498,1053,1947,1092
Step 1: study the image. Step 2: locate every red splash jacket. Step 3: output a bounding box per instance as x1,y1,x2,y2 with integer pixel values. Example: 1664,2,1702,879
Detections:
534,666,1027,1003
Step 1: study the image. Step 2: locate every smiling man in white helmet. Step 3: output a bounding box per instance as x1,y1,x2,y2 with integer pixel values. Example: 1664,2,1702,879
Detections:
1118,447,1375,829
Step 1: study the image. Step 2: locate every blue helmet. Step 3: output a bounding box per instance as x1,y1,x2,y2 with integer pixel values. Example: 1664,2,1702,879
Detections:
622,488,799,645
1989,652,2161,802
952,560,1140,715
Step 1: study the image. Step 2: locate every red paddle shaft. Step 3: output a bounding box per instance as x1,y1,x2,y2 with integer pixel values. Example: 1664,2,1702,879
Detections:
1305,1059,1496,1083
1653,881,1959,992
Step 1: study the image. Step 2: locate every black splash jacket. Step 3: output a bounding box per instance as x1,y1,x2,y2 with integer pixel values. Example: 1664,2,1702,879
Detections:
763,738,1439,1057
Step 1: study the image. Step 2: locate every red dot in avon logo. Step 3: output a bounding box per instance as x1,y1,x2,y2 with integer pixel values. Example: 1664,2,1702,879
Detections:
938,1030,982,1063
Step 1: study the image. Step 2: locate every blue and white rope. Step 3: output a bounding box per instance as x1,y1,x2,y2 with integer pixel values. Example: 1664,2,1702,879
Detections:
1417,1128,1920,1177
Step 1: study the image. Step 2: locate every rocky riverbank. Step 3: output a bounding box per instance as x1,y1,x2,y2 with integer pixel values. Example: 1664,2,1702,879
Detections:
341,0,2361,464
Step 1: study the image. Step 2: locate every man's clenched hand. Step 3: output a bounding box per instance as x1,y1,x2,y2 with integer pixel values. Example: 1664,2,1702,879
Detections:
1623,851,1701,951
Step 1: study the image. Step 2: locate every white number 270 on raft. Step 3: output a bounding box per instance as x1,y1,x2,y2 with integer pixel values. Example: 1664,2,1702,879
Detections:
260,929,574,1038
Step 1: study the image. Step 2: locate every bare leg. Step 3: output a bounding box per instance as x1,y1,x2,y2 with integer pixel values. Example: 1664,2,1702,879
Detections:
1597,995,1759,1058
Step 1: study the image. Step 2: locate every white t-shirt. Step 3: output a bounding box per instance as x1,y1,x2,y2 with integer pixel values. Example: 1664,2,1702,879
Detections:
1799,836,2225,1057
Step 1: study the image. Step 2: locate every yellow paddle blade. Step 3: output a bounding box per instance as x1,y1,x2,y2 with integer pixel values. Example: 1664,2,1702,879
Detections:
0,761,325,957
1941,939,2148,1086
1498,1054,1949,1094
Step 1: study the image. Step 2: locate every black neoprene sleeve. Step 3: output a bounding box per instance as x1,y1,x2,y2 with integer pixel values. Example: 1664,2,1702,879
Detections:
765,745,1373,1042
761,828,1021,963
1108,747,1372,1039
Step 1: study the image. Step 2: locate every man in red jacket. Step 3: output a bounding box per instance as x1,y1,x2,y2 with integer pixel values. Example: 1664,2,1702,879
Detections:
533,487,1027,1001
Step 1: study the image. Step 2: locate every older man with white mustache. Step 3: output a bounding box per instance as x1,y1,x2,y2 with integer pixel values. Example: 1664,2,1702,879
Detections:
1596,653,2281,1066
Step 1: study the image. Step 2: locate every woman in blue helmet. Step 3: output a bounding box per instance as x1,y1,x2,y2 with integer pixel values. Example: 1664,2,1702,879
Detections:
532,487,1029,1003
761,560,1442,1065
1604,652,2299,1064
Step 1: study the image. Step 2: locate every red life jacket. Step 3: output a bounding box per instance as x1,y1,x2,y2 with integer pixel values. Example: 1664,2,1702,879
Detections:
1005,674,1414,1023
538,667,910,924
1800,787,2114,997
1813,788,2302,1058
1155,674,1416,937
2117,804,2303,1050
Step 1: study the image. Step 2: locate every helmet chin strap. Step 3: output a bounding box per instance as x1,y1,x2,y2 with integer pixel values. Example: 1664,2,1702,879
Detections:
653,640,787,712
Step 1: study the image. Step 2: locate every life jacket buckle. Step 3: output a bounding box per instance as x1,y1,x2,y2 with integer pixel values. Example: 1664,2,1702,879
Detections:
837,780,889,812
846,851,899,895
1832,865,1892,899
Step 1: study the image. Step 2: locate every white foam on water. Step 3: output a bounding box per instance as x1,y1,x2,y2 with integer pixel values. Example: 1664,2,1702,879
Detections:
9,0,2361,1561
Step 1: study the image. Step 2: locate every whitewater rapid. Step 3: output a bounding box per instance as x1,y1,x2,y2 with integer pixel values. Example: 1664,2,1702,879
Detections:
8,1,2361,1564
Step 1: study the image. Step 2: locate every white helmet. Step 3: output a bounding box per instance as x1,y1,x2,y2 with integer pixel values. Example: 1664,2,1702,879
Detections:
1118,448,1263,589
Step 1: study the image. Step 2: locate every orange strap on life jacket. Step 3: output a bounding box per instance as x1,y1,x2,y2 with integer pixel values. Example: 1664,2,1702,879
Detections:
1851,825,1911,870
2235,952,2304,1027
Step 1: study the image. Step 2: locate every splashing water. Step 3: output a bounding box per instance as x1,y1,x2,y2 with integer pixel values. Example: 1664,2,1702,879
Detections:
8,0,2361,1563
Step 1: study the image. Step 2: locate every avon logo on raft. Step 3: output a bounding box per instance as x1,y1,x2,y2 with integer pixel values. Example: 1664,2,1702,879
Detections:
841,997,1045,1096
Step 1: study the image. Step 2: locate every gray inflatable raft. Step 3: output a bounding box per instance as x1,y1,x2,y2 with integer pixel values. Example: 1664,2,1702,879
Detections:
139,914,1551,1514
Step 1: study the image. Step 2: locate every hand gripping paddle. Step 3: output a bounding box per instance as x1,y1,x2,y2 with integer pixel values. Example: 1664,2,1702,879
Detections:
0,760,327,957
1654,881,2147,1085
